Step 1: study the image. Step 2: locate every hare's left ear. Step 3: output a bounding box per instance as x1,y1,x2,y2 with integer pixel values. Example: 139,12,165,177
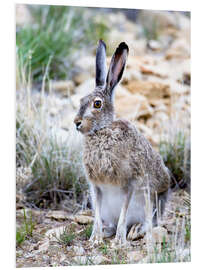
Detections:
106,42,129,97
95,40,107,88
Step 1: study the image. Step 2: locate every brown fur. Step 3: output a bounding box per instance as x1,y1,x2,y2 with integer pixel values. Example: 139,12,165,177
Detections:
83,119,170,192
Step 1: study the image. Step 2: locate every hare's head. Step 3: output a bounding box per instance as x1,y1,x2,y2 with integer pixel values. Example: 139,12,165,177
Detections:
74,40,129,135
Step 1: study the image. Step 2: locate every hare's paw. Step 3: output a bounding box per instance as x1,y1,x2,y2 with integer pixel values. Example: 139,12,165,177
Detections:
127,223,146,241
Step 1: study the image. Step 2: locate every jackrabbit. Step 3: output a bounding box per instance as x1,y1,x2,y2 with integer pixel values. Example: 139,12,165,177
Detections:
74,40,170,245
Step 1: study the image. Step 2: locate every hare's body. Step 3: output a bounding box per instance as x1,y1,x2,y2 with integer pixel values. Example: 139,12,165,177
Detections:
84,119,169,191
74,40,170,245
84,119,170,234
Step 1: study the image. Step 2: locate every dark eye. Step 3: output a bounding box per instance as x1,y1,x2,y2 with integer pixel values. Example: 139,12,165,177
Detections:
93,100,102,109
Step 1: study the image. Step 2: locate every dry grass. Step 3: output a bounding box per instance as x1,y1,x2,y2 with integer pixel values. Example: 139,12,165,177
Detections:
16,59,87,209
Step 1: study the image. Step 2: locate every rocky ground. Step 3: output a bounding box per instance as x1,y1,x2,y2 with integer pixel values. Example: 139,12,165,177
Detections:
16,6,191,267
16,189,190,267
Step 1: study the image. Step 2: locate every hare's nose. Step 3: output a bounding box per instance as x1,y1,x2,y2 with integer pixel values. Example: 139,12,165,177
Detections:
75,121,82,129
74,117,82,130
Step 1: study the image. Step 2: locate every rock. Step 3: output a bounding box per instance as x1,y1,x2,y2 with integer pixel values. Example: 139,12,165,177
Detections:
74,78,95,96
77,210,93,217
122,68,142,84
145,226,169,244
126,80,170,101
139,64,168,79
147,40,163,52
115,93,153,120
74,215,94,225
165,39,190,60
146,112,169,133
91,255,108,264
37,240,50,253
169,81,190,95
73,245,85,256
60,112,78,130
52,80,75,96
46,210,69,220
127,250,144,263
73,72,92,85
115,85,132,99
45,226,67,241
69,93,83,109
138,10,179,30
73,256,88,265
75,55,95,76
150,100,168,113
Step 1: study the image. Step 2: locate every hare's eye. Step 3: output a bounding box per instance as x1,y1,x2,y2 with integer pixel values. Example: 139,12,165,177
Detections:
93,100,102,109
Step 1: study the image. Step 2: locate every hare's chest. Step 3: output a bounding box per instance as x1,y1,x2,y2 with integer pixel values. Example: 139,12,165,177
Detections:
83,137,127,185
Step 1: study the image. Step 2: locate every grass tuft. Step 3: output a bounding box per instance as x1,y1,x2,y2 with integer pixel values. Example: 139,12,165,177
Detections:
16,209,35,246
159,131,190,191
54,227,76,246
16,5,109,84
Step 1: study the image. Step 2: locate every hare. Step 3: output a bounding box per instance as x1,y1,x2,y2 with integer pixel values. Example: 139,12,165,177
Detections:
74,40,170,246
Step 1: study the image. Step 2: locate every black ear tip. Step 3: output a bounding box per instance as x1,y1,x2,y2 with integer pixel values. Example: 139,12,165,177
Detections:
98,39,106,49
118,42,129,52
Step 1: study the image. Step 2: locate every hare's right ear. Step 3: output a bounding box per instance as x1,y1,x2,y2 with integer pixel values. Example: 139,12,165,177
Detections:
96,40,107,88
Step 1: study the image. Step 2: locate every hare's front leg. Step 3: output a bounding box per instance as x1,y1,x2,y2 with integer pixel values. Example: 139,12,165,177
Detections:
114,186,133,246
89,184,103,245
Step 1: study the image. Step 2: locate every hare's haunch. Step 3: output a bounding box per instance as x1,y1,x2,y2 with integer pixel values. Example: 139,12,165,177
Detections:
74,40,170,245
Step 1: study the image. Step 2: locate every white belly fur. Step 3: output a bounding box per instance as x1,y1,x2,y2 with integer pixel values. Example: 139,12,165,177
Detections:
90,183,146,227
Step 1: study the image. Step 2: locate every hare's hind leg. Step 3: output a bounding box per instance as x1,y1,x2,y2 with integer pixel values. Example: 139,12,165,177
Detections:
89,184,103,245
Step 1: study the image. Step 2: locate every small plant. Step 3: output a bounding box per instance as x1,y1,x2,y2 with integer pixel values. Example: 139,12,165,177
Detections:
16,209,35,246
54,227,75,246
82,224,93,240
23,208,34,237
99,243,108,255
111,249,126,265
16,229,26,246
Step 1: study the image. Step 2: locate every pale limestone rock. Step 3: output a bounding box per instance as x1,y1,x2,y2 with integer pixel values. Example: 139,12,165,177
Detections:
115,93,153,120
73,245,85,256
73,72,92,85
74,78,95,96
127,250,144,263
46,210,69,220
52,80,75,96
75,56,95,76
74,215,94,225
145,226,169,244
126,80,170,101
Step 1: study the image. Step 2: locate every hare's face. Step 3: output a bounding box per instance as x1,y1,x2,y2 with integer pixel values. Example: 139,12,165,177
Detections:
74,91,114,135
74,40,128,135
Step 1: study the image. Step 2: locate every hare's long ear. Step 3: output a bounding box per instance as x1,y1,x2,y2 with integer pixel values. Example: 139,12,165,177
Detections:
96,40,107,88
106,42,129,98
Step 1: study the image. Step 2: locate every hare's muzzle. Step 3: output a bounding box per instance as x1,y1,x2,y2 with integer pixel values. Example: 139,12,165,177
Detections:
74,116,82,130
